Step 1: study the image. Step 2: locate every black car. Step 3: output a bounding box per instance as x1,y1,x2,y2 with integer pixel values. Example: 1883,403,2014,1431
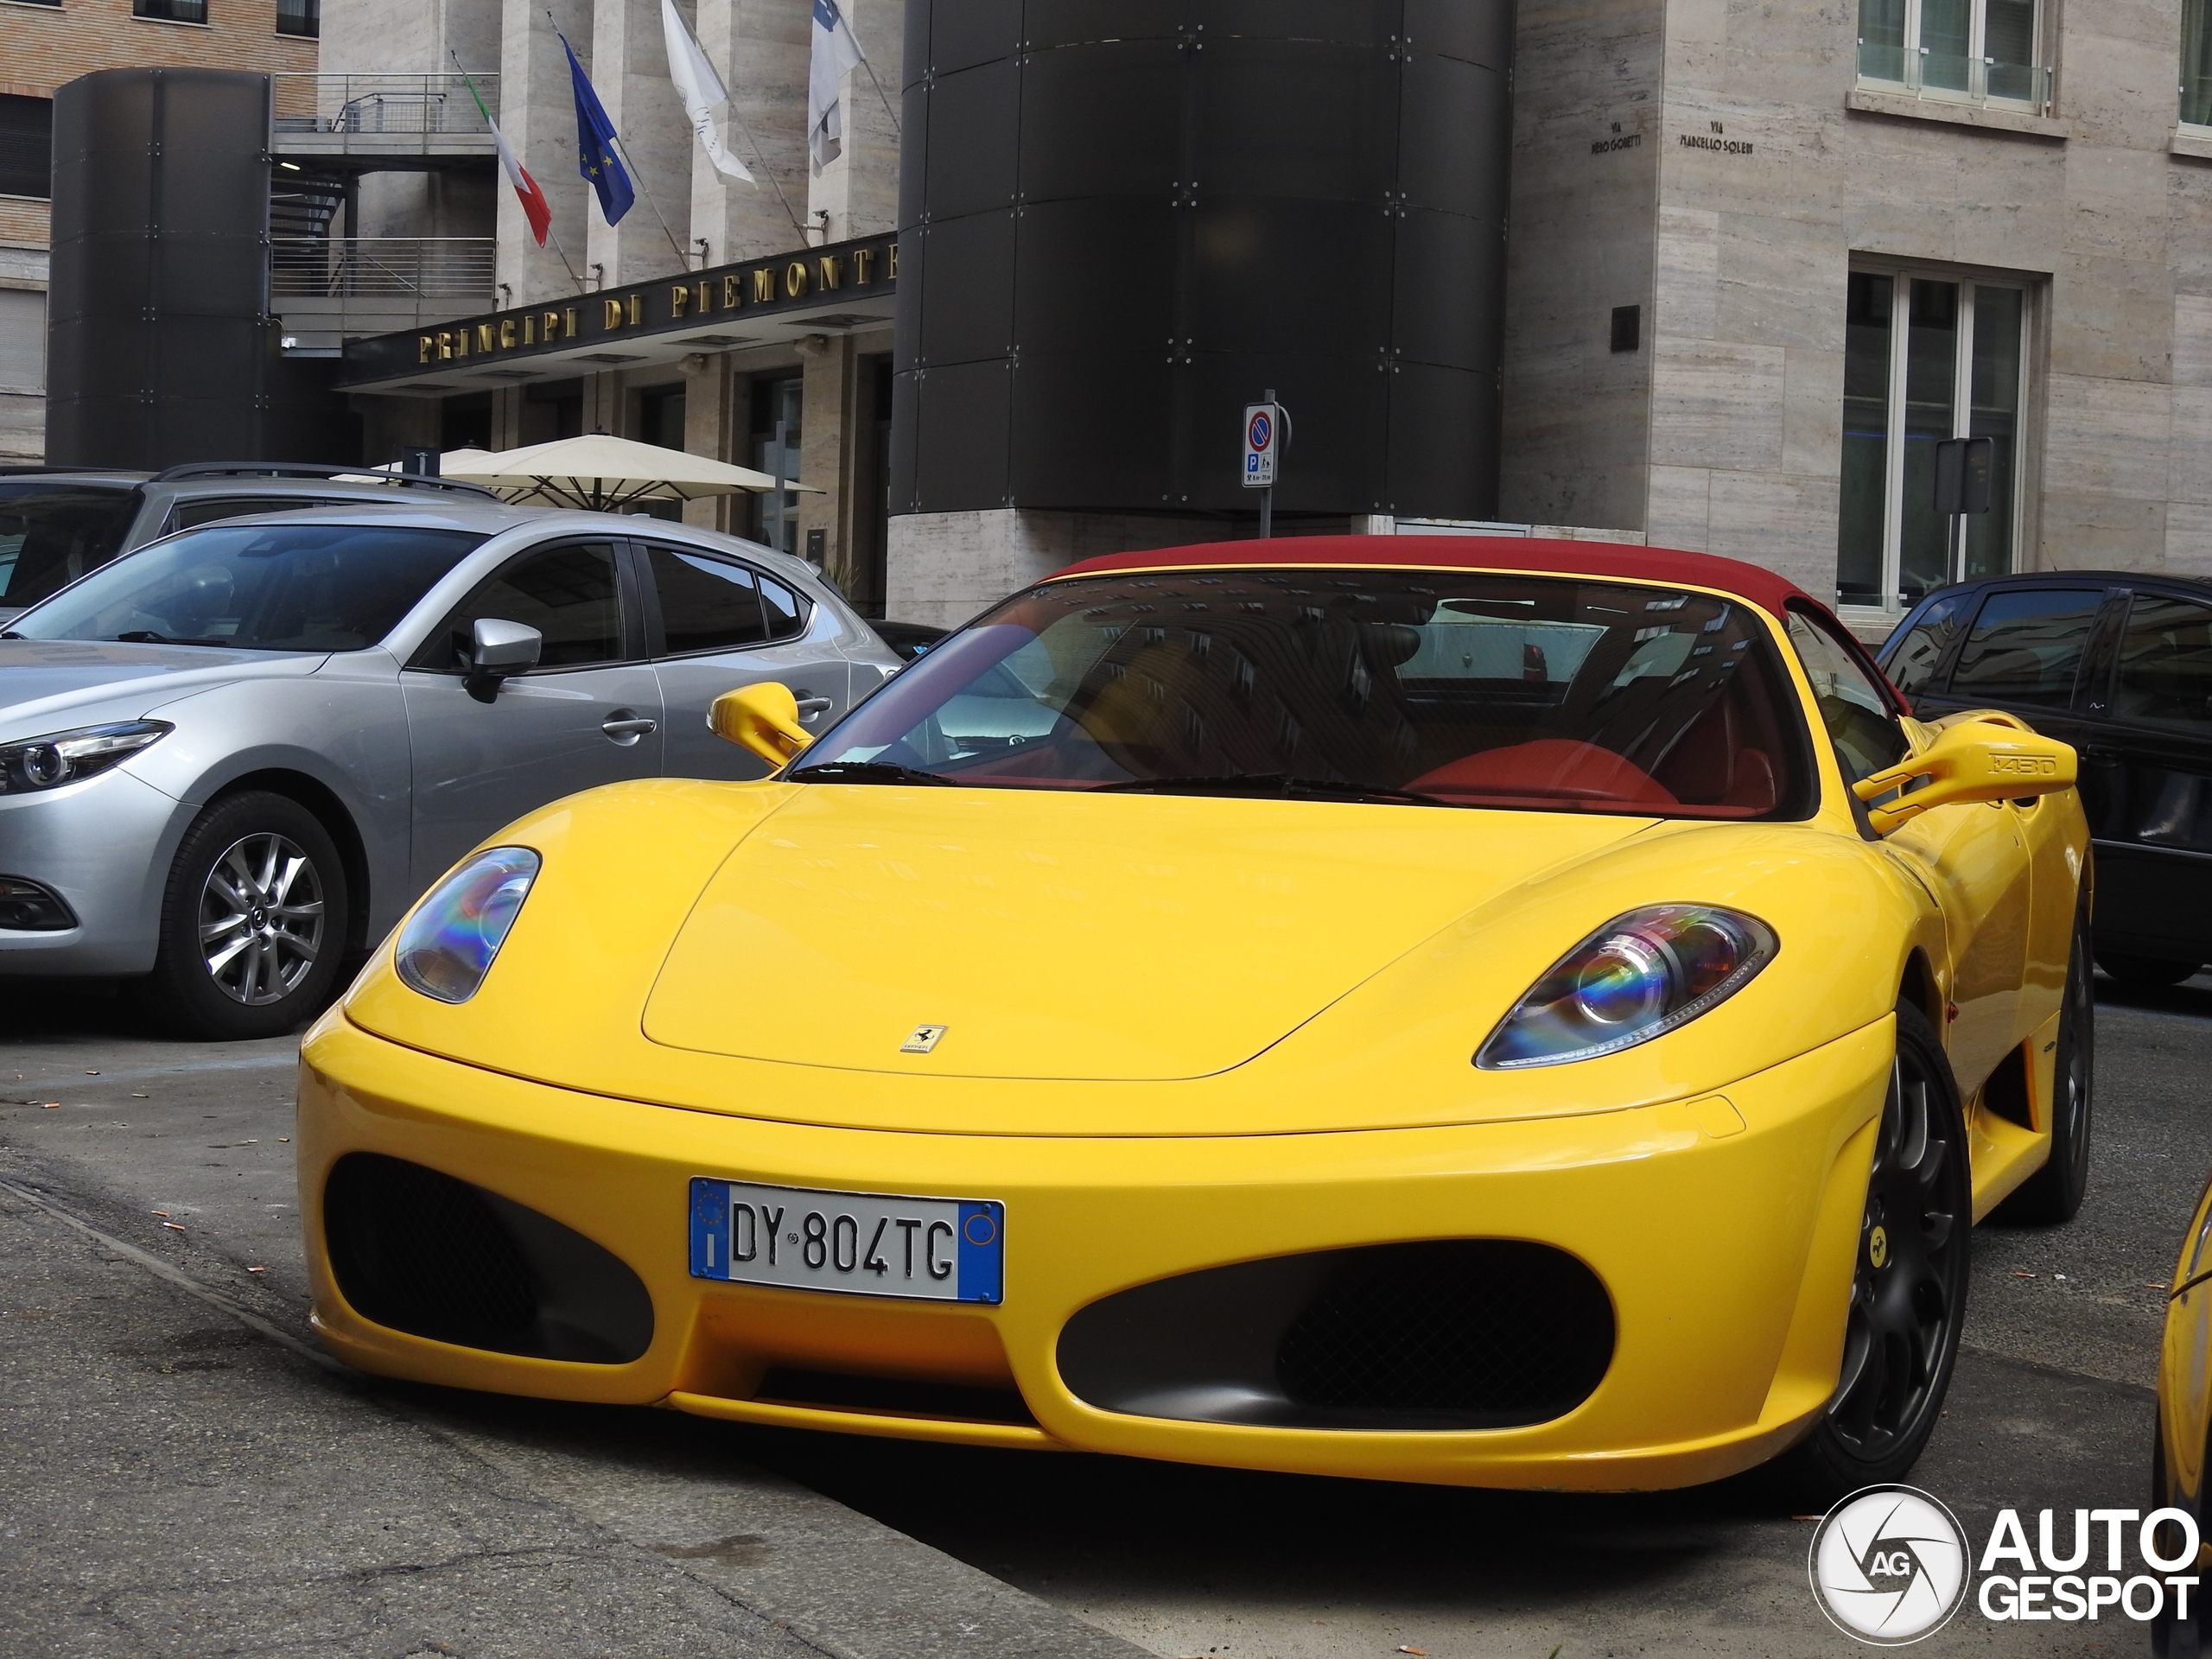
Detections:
1878,572,2212,986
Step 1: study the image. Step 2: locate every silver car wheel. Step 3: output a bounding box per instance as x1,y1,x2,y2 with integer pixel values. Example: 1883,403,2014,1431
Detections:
198,831,325,1006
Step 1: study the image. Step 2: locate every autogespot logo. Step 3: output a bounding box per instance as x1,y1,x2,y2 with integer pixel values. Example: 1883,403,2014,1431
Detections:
1809,1486,1972,1644
1808,1484,2207,1643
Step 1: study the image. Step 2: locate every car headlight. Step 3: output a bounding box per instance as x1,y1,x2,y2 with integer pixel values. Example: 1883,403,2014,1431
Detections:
0,721,172,792
1476,904,1777,1070
394,847,541,1004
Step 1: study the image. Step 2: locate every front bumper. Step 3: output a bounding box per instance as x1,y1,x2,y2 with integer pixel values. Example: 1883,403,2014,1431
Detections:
297,1014,1891,1491
0,766,181,975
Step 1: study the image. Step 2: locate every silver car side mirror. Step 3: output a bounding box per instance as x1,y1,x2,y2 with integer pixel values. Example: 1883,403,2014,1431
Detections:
466,617,542,701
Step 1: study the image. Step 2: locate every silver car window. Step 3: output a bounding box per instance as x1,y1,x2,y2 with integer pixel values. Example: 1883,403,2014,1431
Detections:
8,523,486,652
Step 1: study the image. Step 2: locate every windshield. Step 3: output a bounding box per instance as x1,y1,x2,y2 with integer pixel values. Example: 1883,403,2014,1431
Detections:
7,523,487,652
0,484,143,608
801,569,1815,817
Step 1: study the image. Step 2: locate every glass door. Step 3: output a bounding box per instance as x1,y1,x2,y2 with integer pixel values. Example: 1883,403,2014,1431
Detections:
1835,267,2028,607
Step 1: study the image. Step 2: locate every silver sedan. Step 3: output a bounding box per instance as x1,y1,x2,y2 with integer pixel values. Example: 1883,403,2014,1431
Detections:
0,502,900,1038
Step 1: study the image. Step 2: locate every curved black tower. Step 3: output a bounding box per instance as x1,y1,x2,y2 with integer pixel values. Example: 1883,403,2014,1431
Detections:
46,69,276,468
889,0,1512,524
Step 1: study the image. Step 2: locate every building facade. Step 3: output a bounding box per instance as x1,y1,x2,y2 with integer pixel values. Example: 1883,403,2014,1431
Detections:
319,0,2212,632
3,0,320,461
1508,0,2212,630
316,0,900,613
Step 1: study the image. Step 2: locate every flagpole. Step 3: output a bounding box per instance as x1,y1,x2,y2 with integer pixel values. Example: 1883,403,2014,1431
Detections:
835,7,900,133
608,130,697,269
450,51,587,296
722,104,810,243
855,57,899,134
549,13,694,270
543,220,588,296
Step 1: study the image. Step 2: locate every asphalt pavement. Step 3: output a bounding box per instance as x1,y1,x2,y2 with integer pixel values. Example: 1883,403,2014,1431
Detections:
1,975,2202,1658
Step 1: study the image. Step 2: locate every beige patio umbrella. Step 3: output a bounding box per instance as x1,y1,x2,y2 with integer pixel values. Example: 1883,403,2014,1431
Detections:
435,434,822,512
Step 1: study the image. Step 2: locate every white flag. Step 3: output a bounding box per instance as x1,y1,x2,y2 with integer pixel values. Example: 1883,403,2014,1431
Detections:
809,0,867,170
662,0,753,182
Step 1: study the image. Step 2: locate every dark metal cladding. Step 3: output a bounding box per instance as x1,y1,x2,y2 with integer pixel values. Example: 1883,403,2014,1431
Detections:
46,70,279,468
891,0,1512,521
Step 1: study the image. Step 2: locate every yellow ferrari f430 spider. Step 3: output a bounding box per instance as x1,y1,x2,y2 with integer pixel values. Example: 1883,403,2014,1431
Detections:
297,537,2093,1498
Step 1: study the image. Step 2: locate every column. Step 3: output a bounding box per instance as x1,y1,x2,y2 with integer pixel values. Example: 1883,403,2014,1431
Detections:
679,350,740,529
804,0,901,241
796,331,850,578
498,0,595,306
586,0,696,286
690,0,813,264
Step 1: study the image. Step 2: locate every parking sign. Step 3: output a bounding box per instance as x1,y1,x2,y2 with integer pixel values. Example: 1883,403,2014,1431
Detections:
1243,402,1278,488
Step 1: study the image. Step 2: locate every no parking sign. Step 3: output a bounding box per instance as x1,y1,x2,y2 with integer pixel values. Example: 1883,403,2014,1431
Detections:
1243,402,1279,488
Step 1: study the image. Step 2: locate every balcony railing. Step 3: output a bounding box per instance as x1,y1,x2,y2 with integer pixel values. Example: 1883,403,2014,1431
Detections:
1856,42,2052,109
272,237,495,299
270,74,498,144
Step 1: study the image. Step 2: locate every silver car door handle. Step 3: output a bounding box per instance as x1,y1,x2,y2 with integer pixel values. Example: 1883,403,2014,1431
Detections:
601,715,658,738
795,697,834,722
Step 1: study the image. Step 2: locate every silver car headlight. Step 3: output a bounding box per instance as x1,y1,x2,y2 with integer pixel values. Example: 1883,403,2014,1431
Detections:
0,721,172,792
1476,904,1778,1070
395,847,542,1004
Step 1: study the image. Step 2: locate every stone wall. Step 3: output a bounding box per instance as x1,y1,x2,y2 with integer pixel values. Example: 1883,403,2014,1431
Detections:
1506,0,2212,594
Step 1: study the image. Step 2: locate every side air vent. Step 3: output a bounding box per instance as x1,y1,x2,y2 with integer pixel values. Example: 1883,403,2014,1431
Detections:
1057,1240,1614,1432
323,1153,653,1364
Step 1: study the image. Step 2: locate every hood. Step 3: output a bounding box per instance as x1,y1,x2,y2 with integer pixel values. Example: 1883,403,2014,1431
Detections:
641,785,1651,1083
0,639,326,732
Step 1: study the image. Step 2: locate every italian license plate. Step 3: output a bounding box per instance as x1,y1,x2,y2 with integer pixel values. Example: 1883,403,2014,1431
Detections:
688,1178,1003,1304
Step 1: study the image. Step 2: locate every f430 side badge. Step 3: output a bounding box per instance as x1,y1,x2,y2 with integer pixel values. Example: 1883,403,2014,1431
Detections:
900,1024,948,1054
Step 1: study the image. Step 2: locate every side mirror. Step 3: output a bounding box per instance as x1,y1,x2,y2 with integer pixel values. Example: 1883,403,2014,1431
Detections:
709,681,814,766
1853,713,2076,834
470,617,541,674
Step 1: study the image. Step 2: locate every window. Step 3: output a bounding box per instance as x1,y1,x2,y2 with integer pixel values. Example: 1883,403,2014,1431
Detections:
134,0,208,20
12,524,486,652
1858,0,2047,107
804,570,1815,821
645,546,768,655
0,97,54,200
1883,590,1975,697
275,0,317,34
759,573,808,639
1837,267,2030,607
2188,1,2212,128
1786,611,1909,784
2114,594,2212,729
1948,588,2105,708
438,543,623,669
168,496,335,531
750,375,803,556
0,484,142,607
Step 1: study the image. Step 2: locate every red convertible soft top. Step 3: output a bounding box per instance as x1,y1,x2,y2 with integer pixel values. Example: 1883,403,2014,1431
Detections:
1051,534,1821,620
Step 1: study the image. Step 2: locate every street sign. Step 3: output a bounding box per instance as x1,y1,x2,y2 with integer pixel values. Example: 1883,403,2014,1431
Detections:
1243,402,1279,489
1932,436,1994,516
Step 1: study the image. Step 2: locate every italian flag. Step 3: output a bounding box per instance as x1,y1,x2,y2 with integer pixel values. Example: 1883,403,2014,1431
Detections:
461,68,550,246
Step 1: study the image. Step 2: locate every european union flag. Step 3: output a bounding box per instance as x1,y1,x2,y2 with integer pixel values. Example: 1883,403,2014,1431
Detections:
561,33,634,226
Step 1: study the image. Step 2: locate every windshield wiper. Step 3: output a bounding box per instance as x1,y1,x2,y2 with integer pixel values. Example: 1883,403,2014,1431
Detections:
785,760,951,786
115,630,229,647
1094,772,1458,808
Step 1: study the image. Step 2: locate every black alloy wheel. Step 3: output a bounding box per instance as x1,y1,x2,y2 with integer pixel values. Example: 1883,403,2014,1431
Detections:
2100,951,2202,989
1778,1000,1971,1502
2000,899,2095,1224
140,790,353,1041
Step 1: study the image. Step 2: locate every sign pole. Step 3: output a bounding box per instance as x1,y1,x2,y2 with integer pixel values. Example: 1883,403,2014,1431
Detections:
1243,388,1281,539
1932,435,1995,589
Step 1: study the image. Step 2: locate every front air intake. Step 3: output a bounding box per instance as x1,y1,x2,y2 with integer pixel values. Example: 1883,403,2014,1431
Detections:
1058,1240,1614,1432
323,1154,653,1364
